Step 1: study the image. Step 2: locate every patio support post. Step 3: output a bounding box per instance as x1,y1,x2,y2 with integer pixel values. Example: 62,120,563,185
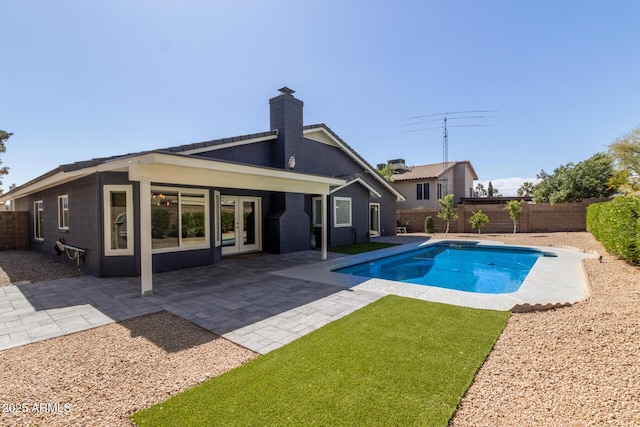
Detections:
139,179,153,296
321,193,328,261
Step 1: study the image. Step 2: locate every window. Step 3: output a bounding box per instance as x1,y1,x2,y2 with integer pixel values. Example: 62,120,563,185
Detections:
312,197,322,227
34,201,44,241
369,203,380,236
58,195,69,230
334,196,352,228
437,183,443,199
417,183,430,200
103,185,134,256
151,187,209,253
214,190,221,247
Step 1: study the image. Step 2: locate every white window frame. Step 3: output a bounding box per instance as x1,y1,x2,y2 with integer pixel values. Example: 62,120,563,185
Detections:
58,195,69,230
103,185,134,256
214,190,221,247
333,196,352,228
369,202,381,237
34,200,44,241
312,196,322,227
151,186,210,254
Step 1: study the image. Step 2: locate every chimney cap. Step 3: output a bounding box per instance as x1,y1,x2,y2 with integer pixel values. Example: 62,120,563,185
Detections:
278,86,295,96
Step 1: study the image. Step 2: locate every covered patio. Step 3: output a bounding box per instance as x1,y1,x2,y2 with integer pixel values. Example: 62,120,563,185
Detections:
129,152,346,296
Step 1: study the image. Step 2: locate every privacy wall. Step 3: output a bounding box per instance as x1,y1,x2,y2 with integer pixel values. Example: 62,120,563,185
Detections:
397,199,605,234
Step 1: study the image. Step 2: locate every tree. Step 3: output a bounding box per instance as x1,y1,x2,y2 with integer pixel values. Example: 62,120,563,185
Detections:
468,210,489,234
437,194,458,234
517,181,536,197
0,130,11,189
475,183,487,197
505,199,525,234
377,162,394,182
533,152,617,203
487,181,494,197
608,124,640,193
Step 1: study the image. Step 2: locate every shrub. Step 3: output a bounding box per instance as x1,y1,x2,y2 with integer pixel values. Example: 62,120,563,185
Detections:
424,216,435,233
468,210,489,234
587,196,640,263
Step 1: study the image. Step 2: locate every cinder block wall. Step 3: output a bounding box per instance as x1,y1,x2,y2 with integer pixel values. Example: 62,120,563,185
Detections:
0,211,29,250
397,199,603,234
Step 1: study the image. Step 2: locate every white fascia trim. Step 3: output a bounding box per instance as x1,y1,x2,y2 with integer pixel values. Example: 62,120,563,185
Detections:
0,158,132,203
304,127,406,202
136,152,345,186
303,128,340,147
178,134,278,155
329,177,382,198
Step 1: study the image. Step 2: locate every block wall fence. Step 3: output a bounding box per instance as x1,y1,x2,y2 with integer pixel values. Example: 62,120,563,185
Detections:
0,212,29,250
397,199,605,234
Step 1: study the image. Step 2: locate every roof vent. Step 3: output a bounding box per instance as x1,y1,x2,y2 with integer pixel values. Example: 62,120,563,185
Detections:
278,87,295,96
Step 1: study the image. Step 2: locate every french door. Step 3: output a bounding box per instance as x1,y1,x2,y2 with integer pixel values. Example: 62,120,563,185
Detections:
221,196,261,255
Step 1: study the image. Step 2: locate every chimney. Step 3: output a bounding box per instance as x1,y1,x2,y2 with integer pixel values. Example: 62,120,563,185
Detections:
269,87,304,169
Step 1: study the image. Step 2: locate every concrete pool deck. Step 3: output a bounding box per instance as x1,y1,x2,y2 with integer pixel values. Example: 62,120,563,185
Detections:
275,237,597,312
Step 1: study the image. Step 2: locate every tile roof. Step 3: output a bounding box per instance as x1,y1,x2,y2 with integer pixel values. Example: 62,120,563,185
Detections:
391,162,457,181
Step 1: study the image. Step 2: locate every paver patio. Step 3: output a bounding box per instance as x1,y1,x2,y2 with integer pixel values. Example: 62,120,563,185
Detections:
0,250,387,354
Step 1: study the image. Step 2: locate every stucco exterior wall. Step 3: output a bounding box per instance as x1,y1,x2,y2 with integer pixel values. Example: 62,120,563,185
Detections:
18,174,100,274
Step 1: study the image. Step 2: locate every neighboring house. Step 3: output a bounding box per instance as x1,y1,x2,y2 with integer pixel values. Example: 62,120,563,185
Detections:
389,159,478,210
0,88,404,295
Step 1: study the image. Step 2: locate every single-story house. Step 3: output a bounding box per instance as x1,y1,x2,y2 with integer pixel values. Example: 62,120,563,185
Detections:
0,88,405,295
387,159,478,209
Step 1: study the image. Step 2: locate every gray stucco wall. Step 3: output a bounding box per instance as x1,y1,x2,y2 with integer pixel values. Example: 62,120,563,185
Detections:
208,136,398,240
329,185,370,247
20,174,100,274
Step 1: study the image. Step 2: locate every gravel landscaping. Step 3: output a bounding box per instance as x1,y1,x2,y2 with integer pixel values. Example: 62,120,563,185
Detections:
0,232,638,426
0,250,82,286
448,232,640,426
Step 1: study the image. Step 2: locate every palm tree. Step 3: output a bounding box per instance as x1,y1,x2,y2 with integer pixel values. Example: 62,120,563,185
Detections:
517,181,536,197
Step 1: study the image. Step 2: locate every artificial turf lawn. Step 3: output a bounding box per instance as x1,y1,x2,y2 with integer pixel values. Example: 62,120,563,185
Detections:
131,295,510,426
328,241,399,254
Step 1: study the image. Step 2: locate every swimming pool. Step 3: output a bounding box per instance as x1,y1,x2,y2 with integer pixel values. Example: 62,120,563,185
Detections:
335,242,552,294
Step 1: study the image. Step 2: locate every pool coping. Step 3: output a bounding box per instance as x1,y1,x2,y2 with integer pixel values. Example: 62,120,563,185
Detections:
273,239,597,312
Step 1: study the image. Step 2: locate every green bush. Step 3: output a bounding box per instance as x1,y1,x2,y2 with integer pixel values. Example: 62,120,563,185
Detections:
587,196,640,263
468,210,489,234
424,216,435,233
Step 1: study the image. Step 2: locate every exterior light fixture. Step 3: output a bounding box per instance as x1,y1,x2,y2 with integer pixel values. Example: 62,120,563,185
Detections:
288,156,296,170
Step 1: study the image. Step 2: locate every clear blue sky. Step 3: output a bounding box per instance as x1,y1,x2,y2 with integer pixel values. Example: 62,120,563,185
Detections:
2,1,639,196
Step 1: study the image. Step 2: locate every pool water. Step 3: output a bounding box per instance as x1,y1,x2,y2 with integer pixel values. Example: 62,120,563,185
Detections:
335,242,546,294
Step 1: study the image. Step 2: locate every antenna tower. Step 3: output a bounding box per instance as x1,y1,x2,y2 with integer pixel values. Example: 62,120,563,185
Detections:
399,110,496,198
442,114,449,196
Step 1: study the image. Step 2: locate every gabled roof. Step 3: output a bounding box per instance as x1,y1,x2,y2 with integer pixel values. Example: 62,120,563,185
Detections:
164,130,278,155
0,126,406,202
303,124,405,201
330,174,382,198
391,161,478,182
